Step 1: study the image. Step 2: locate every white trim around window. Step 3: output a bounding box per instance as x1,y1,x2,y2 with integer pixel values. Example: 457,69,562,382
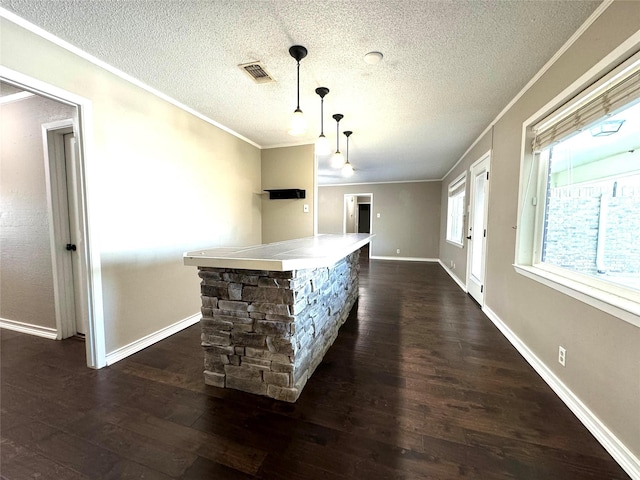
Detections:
515,42,640,329
446,173,466,248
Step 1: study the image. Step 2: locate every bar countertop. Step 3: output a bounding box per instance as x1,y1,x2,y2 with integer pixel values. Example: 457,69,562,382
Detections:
183,233,374,271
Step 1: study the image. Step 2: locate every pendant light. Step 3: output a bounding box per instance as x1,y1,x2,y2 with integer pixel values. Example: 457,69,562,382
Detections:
288,45,308,136
315,87,330,155
342,130,354,177
330,114,345,168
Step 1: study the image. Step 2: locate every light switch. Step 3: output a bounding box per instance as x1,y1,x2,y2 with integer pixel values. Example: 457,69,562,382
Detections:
303,204,309,213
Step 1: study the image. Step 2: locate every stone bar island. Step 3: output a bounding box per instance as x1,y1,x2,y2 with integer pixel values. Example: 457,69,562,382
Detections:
183,233,373,402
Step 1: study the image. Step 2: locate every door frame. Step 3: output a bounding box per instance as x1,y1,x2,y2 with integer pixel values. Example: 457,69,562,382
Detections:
343,193,374,235
466,151,491,306
1,66,106,369
43,120,79,339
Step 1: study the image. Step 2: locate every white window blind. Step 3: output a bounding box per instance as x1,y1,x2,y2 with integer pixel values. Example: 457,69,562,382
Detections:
448,176,465,196
532,60,640,153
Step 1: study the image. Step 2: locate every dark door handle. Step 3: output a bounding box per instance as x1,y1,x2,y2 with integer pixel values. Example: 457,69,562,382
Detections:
66,244,77,251
466,236,472,240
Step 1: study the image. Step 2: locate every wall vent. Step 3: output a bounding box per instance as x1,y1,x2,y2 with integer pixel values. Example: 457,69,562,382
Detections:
239,62,275,84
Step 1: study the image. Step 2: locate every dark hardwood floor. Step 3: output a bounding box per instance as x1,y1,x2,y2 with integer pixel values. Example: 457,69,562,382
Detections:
1,257,631,479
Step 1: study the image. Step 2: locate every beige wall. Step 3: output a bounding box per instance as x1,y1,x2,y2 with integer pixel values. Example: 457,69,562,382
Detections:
440,1,640,459
261,145,314,244
1,18,262,354
319,182,441,259
0,94,75,329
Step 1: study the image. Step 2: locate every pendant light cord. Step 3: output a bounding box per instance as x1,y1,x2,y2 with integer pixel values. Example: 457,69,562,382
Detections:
336,119,340,152
296,61,300,110
346,136,349,161
320,97,324,135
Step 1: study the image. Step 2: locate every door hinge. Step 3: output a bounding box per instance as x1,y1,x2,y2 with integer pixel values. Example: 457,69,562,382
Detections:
480,285,484,293
486,171,489,180
484,229,486,238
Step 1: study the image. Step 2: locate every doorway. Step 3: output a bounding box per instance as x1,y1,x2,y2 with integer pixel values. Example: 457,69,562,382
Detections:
0,70,105,368
343,193,373,234
357,204,371,233
466,152,490,305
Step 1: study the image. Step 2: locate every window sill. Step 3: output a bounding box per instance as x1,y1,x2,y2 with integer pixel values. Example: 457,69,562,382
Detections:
514,265,640,328
446,240,464,249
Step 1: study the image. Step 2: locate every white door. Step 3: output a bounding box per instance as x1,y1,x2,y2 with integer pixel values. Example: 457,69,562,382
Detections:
45,123,86,338
343,195,357,233
63,133,86,335
466,153,490,305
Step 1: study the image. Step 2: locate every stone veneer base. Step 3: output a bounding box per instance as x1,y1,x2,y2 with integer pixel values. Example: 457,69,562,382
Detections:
198,249,360,402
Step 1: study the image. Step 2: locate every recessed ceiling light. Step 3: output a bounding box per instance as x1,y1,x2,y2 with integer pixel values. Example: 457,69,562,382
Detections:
364,51,383,65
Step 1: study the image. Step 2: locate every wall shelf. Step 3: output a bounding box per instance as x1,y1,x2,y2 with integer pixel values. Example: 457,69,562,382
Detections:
264,189,306,199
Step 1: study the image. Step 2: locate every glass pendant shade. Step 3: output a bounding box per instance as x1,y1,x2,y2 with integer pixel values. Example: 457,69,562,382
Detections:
289,108,307,135
315,134,330,156
331,151,345,168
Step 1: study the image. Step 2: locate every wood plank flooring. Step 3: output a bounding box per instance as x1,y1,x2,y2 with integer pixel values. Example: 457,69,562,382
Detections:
1,257,631,479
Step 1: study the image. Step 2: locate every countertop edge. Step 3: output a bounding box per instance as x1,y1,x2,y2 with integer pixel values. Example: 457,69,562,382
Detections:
183,234,373,271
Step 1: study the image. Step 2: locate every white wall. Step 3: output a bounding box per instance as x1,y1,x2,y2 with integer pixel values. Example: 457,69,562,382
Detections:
1,17,262,355
0,93,75,328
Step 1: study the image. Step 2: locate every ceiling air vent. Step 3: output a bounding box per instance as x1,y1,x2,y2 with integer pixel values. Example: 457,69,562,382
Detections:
239,62,275,84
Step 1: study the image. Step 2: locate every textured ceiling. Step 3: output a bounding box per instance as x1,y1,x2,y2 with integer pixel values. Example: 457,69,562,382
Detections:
1,0,601,184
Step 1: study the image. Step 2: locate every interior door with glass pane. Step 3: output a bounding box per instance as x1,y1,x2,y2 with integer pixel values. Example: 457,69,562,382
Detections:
467,154,490,305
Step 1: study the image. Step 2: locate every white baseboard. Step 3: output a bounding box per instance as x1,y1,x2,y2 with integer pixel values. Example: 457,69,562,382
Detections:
105,313,201,366
437,260,467,292
483,306,640,480
370,256,439,262
0,317,57,339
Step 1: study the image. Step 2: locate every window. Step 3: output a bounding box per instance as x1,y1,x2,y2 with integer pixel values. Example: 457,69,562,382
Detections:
516,50,640,325
446,174,466,247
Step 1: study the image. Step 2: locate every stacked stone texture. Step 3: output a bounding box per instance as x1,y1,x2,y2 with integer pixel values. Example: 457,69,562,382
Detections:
198,250,360,402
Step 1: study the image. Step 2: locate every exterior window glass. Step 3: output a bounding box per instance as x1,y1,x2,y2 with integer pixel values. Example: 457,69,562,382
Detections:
538,99,640,292
446,176,466,246
471,170,486,278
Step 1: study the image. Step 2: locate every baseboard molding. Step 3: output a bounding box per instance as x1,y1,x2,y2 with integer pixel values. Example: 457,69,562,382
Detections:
0,317,58,339
106,313,201,366
483,306,640,480
369,256,439,263
437,260,467,292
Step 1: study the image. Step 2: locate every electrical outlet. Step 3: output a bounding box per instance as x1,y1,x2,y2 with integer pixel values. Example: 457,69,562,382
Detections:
377,213,381,218
558,346,566,366
396,249,400,254
450,260,454,268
